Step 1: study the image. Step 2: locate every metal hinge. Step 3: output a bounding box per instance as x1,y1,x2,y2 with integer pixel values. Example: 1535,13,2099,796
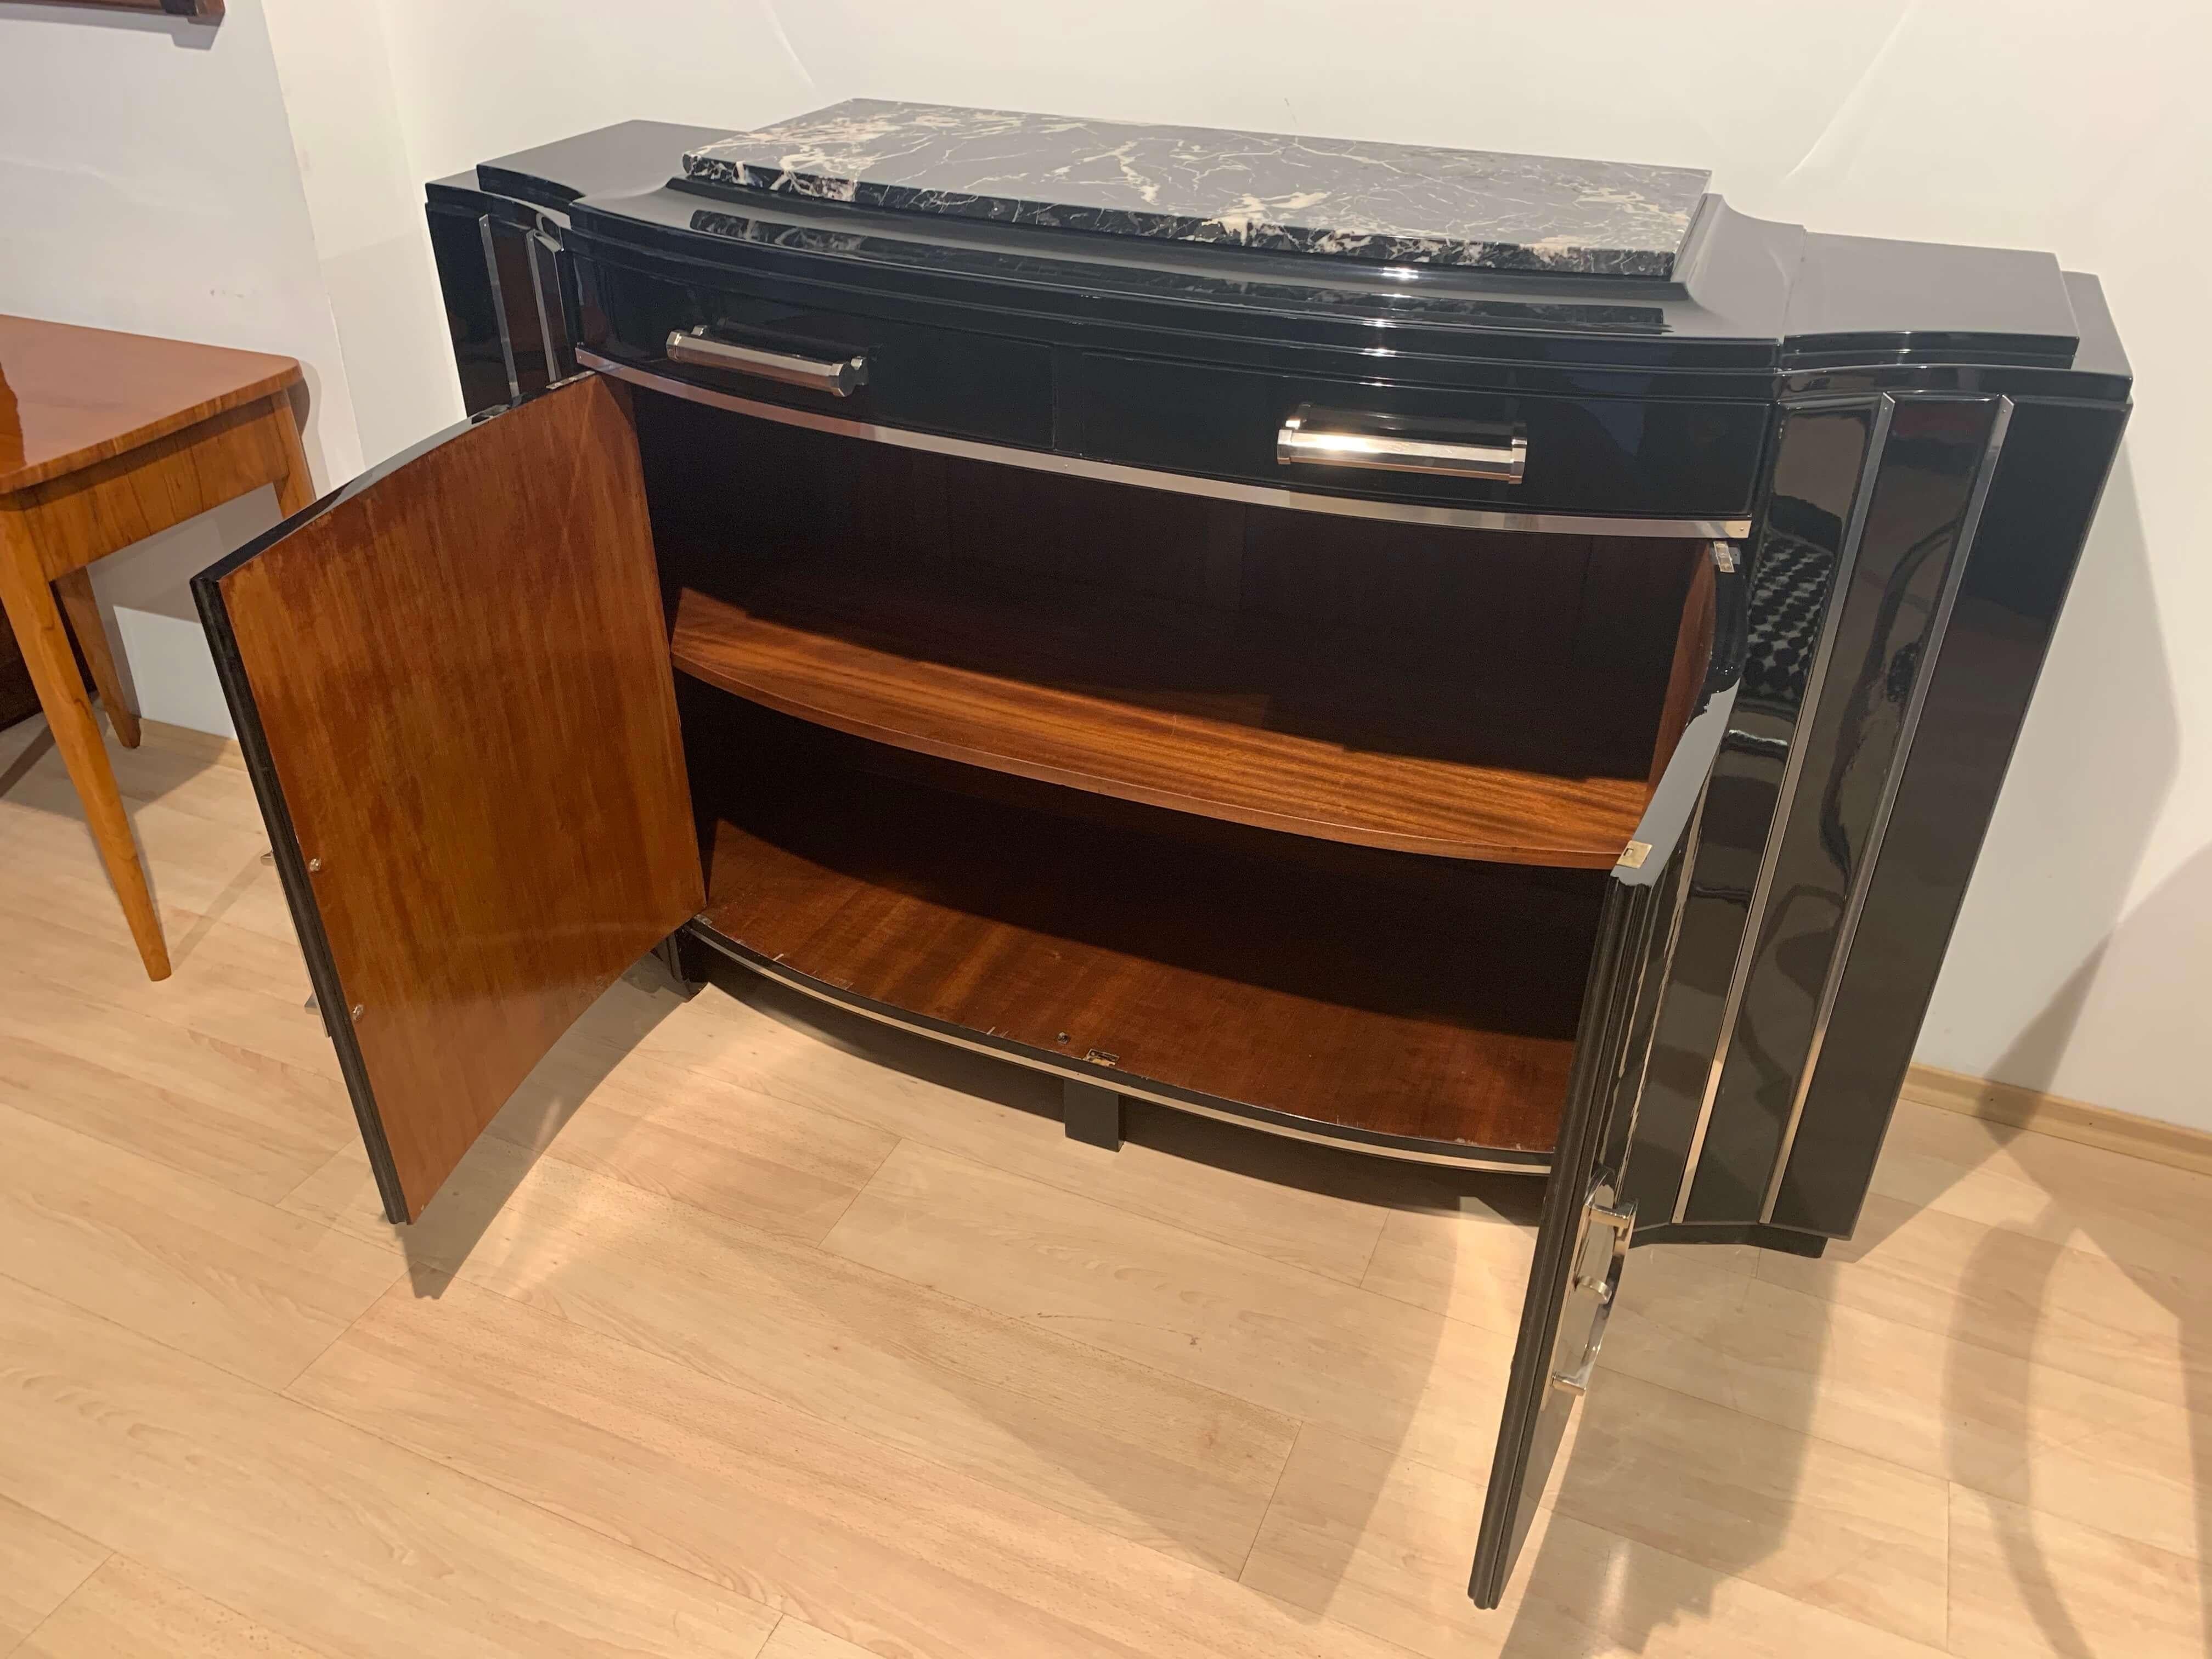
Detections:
1617,840,1652,870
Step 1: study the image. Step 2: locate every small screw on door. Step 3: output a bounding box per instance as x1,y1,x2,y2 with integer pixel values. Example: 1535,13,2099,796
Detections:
349,1004,364,1022
307,857,323,873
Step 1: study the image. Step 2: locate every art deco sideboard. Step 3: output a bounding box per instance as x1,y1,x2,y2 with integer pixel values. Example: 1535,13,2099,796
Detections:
192,102,2130,1605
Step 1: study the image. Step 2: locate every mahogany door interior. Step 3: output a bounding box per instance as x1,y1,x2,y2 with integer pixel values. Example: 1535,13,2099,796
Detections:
195,375,704,1223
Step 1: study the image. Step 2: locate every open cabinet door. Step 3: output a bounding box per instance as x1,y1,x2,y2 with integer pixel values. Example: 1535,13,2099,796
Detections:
1468,546,1744,1606
193,375,704,1224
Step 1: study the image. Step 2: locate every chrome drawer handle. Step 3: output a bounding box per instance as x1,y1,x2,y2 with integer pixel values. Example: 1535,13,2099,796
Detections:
1550,1197,1634,1398
1277,405,1526,484
665,328,868,397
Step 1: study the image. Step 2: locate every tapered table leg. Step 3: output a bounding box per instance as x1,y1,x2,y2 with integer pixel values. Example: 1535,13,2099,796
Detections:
0,517,170,979
53,568,140,748
266,393,318,517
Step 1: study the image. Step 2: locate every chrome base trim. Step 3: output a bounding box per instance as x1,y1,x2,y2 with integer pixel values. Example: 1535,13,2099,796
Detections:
687,923,1553,1176
580,350,1751,543
1758,395,2016,1223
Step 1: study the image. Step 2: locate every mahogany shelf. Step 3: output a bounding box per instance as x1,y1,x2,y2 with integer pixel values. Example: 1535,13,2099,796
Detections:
693,721,1602,1153
669,567,1655,867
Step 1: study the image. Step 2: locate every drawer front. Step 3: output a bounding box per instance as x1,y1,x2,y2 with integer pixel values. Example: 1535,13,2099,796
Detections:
1059,352,1767,520
584,258,1055,447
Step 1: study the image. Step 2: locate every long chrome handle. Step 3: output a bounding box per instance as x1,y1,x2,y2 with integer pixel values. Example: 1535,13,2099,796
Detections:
1549,1197,1635,1398
1277,405,1526,484
664,328,868,397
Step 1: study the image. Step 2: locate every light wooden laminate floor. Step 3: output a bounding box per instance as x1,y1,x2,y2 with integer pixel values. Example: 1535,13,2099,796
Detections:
1,713,2206,1658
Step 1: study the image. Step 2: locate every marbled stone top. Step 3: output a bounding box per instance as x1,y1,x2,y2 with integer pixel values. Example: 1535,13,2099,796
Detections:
683,100,1708,278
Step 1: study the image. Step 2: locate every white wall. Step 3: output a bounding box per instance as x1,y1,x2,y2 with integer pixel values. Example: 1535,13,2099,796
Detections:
0,0,366,738
3,0,2205,1128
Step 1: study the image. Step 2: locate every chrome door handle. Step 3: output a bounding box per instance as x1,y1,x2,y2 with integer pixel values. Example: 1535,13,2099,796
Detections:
1550,1197,1634,1398
664,328,868,397
1277,405,1526,483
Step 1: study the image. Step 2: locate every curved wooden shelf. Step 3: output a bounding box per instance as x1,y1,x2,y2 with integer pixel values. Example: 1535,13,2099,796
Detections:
695,725,1599,1153
669,569,1653,866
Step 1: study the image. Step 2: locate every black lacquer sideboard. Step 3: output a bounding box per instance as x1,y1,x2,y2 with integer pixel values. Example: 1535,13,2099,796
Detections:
191,103,2130,1606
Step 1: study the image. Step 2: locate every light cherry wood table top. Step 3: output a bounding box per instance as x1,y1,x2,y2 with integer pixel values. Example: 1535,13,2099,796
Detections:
0,314,302,493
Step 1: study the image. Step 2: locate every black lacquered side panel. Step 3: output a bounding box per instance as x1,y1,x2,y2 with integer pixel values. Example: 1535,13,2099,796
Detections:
425,205,514,416
1059,351,1768,521
1621,403,1877,1227
1769,398,2128,1235
1685,396,2001,1223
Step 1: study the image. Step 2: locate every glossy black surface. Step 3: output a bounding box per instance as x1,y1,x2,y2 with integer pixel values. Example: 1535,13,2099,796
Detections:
574,191,1782,399
1783,233,2080,364
1059,352,1765,519
433,112,2133,1232
1769,398,2129,1235
423,206,512,416
1685,395,2004,1224
579,238,1771,517
590,258,1056,446
1619,402,1880,1227
417,116,2134,1611
439,120,2124,381
1475,568,1743,1604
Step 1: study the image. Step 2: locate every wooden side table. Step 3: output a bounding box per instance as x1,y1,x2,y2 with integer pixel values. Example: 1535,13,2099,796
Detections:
0,315,315,981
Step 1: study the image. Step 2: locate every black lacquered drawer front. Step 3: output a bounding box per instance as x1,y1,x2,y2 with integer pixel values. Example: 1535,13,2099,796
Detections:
1058,352,1767,520
585,259,1054,447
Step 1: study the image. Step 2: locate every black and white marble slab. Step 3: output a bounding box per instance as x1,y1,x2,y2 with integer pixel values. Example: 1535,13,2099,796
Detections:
682,99,1708,278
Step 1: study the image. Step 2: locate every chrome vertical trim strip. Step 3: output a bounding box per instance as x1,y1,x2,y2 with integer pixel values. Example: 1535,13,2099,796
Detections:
1758,396,2015,1222
1672,394,1897,1224
476,215,521,404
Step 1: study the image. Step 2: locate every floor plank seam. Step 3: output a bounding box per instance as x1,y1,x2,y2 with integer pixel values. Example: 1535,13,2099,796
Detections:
1744,1249,2203,1419
334,1233,1304,1593
1942,1479,1952,1658
820,1132,1418,1309
804,1127,904,1247
1347,1271,1527,1348
1234,1419,1303,1584
275,1269,410,1397
605,987,1403,1286
1348,1210,1392,1291
0,1260,340,1409
273,1383,787,1628
2,1544,112,1659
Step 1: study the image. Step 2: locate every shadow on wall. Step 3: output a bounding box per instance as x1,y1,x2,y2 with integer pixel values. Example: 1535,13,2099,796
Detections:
1952,837,2212,1657
1928,451,2181,1102
1923,449,2201,1654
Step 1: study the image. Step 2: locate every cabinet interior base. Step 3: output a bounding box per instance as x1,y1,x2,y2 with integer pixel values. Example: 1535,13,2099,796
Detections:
687,697,1601,1156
